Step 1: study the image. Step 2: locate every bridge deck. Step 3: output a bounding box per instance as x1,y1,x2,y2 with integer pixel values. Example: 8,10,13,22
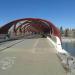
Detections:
0,38,66,75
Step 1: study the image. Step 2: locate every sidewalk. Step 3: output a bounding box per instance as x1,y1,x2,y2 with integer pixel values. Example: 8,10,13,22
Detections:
0,38,66,75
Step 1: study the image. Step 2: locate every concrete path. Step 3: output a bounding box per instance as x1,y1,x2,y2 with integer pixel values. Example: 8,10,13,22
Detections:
0,38,66,75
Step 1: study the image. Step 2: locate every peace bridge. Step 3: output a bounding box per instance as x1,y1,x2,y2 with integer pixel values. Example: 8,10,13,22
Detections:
0,18,70,75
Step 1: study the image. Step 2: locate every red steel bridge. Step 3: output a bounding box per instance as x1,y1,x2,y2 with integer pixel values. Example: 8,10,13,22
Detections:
0,18,68,75
0,18,60,40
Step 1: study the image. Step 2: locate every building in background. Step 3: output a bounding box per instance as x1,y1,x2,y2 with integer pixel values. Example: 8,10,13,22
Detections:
60,27,75,38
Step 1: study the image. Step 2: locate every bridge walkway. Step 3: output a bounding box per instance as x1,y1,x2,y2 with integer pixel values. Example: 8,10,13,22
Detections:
0,38,66,75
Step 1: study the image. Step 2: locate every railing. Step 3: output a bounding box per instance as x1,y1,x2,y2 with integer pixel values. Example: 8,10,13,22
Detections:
47,35,75,75
0,33,42,43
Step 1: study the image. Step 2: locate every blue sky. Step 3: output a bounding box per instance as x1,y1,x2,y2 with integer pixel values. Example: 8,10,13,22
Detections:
0,0,75,29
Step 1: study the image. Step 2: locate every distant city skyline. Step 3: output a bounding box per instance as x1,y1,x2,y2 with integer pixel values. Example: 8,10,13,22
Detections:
0,0,75,28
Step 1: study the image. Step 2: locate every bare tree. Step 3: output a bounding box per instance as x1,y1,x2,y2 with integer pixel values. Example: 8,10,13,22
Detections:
64,28,69,37
60,26,64,36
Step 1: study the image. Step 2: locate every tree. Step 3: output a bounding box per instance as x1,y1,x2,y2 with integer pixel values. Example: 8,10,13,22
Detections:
73,31,75,38
60,26,64,36
64,28,69,37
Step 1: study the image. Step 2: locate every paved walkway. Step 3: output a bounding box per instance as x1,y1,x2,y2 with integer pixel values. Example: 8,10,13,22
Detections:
0,38,66,75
